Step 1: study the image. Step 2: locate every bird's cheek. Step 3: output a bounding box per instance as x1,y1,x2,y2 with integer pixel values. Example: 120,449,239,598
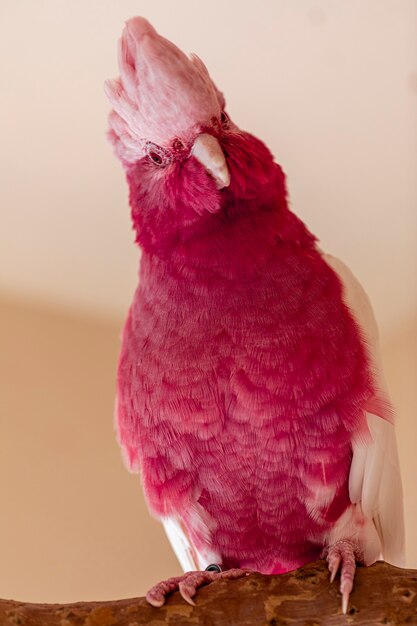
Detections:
180,158,223,217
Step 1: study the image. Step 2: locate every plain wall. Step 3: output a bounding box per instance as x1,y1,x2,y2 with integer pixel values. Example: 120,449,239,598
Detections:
0,297,180,602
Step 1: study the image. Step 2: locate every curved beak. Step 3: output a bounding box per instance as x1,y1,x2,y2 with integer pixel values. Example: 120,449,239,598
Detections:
191,133,230,189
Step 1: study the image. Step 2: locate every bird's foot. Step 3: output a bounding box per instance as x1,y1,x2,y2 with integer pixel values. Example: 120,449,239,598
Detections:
323,539,363,614
146,566,251,607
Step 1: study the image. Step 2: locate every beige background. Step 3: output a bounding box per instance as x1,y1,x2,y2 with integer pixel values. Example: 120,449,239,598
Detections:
0,0,416,603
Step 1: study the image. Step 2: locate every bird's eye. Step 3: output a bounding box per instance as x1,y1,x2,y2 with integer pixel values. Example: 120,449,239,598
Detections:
220,111,230,129
149,152,163,165
145,142,171,167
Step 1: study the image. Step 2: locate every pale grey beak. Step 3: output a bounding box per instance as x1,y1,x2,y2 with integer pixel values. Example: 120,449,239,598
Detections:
191,133,230,189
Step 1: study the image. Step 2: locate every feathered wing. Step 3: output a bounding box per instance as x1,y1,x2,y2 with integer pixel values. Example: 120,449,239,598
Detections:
161,514,221,573
162,517,200,572
323,254,405,567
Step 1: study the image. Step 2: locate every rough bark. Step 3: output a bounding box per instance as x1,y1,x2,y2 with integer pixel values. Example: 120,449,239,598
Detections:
1,560,417,625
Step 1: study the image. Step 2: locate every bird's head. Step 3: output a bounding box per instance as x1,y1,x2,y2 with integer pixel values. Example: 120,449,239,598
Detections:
105,17,287,256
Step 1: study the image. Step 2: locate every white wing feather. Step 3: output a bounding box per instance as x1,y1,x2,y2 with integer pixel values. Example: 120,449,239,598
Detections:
323,254,405,567
162,505,222,573
162,517,200,572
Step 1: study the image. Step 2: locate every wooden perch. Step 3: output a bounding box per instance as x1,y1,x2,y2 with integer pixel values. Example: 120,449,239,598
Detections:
1,560,417,625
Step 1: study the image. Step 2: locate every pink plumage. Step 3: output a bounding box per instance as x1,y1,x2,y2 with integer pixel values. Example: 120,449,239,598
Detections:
104,17,224,165
105,17,404,610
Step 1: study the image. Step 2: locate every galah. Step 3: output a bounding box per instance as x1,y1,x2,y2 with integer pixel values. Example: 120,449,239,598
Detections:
104,17,405,613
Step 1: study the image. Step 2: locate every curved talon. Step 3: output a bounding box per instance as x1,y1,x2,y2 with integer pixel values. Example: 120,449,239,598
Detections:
342,582,353,615
179,571,213,605
325,540,361,615
146,567,250,607
146,574,184,607
328,553,341,583
178,581,197,606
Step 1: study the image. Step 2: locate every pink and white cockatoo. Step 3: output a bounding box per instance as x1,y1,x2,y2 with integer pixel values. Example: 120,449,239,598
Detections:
105,17,405,614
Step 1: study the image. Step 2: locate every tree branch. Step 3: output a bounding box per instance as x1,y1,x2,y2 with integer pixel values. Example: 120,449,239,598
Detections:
2,560,416,625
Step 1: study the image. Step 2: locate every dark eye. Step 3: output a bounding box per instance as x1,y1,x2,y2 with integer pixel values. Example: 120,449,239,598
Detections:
145,142,171,167
149,152,163,165
220,111,230,129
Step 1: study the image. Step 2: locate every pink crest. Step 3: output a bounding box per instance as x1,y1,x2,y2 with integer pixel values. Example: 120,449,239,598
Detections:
104,17,225,165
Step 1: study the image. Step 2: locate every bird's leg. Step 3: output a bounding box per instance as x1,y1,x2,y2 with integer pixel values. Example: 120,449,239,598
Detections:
323,539,363,614
146,566,251,607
